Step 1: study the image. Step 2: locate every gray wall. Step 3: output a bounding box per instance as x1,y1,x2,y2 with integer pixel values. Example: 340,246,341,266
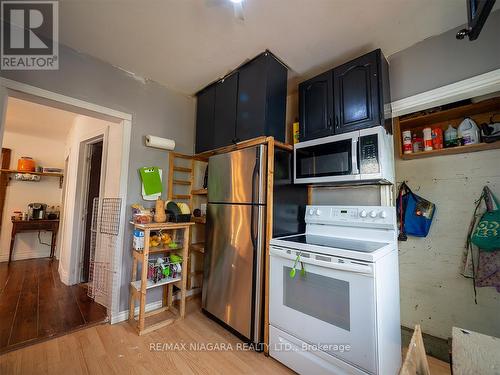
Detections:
1,44,196,312
389,9,500,101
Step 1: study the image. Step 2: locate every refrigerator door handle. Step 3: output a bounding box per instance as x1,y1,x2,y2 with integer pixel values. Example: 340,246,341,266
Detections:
252,205,265,343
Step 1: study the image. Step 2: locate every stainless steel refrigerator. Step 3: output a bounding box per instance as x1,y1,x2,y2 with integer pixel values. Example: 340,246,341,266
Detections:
202,145,267,344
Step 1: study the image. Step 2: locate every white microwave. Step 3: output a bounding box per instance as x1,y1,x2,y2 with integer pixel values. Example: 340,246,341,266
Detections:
294,126,394,185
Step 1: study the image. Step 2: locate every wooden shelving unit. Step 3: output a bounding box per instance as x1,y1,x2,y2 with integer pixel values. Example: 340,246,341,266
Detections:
189,242,205,254
394,96,500,160
191,188,207,195
167,152,208,292
0,168,64,188
128,221,194,336
191,216,206,224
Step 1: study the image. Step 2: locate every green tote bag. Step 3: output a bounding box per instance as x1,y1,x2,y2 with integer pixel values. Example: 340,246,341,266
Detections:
471,188,500,252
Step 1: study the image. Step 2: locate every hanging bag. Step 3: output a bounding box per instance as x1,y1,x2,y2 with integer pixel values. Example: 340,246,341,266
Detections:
470,187,500,252
397,182,436,240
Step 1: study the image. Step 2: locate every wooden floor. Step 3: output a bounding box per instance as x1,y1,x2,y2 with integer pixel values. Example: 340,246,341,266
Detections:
0,296,451,374
0,258,107,354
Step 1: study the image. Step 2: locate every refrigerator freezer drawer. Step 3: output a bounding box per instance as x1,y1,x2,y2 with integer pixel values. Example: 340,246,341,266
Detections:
208,145,266,204
202,202,265,342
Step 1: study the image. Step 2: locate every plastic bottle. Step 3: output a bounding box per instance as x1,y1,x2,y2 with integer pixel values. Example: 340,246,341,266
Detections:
457,117,480,145
423,127,433,151
402,130,412,154
444,125,458,148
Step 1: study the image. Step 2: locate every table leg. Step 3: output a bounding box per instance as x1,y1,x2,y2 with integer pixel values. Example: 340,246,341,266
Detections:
50,230,57,259
9,227,16,264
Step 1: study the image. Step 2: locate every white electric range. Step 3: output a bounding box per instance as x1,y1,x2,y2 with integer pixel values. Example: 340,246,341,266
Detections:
269,205,401,375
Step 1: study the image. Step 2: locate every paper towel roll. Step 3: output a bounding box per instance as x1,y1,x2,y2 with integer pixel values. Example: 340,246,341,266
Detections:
145,135,175,150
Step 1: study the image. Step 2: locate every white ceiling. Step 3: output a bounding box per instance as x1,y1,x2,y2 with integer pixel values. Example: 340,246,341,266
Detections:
58,0,492,95
5,97,77,141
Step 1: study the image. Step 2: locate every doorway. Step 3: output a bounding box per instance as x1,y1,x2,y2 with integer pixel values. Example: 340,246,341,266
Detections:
81,140,103,283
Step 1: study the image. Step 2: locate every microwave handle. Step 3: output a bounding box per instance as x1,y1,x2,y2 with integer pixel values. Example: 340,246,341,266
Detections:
351,138,360,175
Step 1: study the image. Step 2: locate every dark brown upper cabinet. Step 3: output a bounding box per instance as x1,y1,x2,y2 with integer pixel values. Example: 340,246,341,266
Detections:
212,72,239,149
298,49,390,142
299,71,333,142
236,52,287,144
195,85,216,154
195,51,288,153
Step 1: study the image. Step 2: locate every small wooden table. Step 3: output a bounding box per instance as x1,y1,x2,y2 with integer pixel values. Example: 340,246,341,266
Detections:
9,219,60,263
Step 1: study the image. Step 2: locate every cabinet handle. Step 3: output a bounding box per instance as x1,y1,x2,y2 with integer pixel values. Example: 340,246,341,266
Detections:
328,118,332,128
335,116,339,127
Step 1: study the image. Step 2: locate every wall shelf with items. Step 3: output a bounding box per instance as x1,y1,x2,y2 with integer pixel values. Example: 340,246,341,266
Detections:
394,96,500,160
0,169,64,188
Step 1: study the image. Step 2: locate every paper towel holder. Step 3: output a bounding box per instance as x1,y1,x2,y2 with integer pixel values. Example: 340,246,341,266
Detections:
145,135,176,151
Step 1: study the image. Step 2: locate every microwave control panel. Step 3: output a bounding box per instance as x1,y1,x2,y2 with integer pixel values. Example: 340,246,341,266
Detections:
359,134,380,174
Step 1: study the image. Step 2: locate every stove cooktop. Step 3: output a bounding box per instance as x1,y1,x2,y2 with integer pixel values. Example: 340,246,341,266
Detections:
275,234,389,253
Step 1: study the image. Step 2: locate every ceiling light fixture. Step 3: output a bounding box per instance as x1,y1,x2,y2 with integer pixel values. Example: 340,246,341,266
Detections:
230,0,243,3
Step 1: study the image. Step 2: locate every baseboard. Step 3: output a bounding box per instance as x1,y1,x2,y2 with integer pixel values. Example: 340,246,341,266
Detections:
111,288,201,325
0,252,51,262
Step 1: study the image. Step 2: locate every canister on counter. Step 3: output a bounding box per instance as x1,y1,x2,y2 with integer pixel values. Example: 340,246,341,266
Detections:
402,130,412,154
423,127,433,151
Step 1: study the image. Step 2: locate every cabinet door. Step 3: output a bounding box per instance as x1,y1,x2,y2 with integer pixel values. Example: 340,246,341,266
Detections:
299,71,333,142
235,55,267,142
195,86,215,154
213,73,238,149
333,50,380,134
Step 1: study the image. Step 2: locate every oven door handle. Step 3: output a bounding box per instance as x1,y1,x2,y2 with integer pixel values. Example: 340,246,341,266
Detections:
270,247,374,276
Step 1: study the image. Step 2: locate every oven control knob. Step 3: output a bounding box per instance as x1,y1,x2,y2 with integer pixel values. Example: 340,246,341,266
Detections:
379,211,387,219
309,208,315,215
315,209,322,216
359,210,367,218
369,210,378,218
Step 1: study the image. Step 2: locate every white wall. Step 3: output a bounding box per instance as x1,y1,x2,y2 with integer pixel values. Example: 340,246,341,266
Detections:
0,131,65,261
396,149,500,339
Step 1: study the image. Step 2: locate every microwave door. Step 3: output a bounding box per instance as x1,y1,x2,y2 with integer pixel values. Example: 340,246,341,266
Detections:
293,132,361,184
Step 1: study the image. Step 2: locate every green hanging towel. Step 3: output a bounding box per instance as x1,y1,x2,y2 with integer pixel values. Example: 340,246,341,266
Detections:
139,167,163,196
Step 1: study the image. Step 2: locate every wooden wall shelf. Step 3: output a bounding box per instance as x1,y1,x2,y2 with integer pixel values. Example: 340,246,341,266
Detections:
395,96,500,160
401,142,500,160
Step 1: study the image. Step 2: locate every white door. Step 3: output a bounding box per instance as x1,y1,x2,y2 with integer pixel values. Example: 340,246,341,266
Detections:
270,246,377,374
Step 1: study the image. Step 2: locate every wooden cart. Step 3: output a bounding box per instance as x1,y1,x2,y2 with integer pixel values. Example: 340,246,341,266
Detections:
128,221,194,335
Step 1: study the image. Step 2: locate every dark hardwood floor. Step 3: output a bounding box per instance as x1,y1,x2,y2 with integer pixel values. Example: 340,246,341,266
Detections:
0,258,107,354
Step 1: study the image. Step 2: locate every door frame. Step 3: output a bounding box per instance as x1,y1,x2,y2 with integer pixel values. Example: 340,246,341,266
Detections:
0,77,132,322
76,134,106,284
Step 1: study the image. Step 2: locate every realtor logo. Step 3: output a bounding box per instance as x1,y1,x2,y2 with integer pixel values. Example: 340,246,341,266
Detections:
1,0,59,70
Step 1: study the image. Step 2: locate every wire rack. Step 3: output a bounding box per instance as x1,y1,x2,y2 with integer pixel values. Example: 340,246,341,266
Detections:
87,198,122,312
100,198,122,235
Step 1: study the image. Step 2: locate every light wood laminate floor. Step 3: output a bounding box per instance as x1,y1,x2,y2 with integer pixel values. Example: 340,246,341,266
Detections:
0,297,451,374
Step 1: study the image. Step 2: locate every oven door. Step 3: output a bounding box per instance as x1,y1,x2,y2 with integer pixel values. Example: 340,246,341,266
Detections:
294,131,360,184
269,246,377,374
